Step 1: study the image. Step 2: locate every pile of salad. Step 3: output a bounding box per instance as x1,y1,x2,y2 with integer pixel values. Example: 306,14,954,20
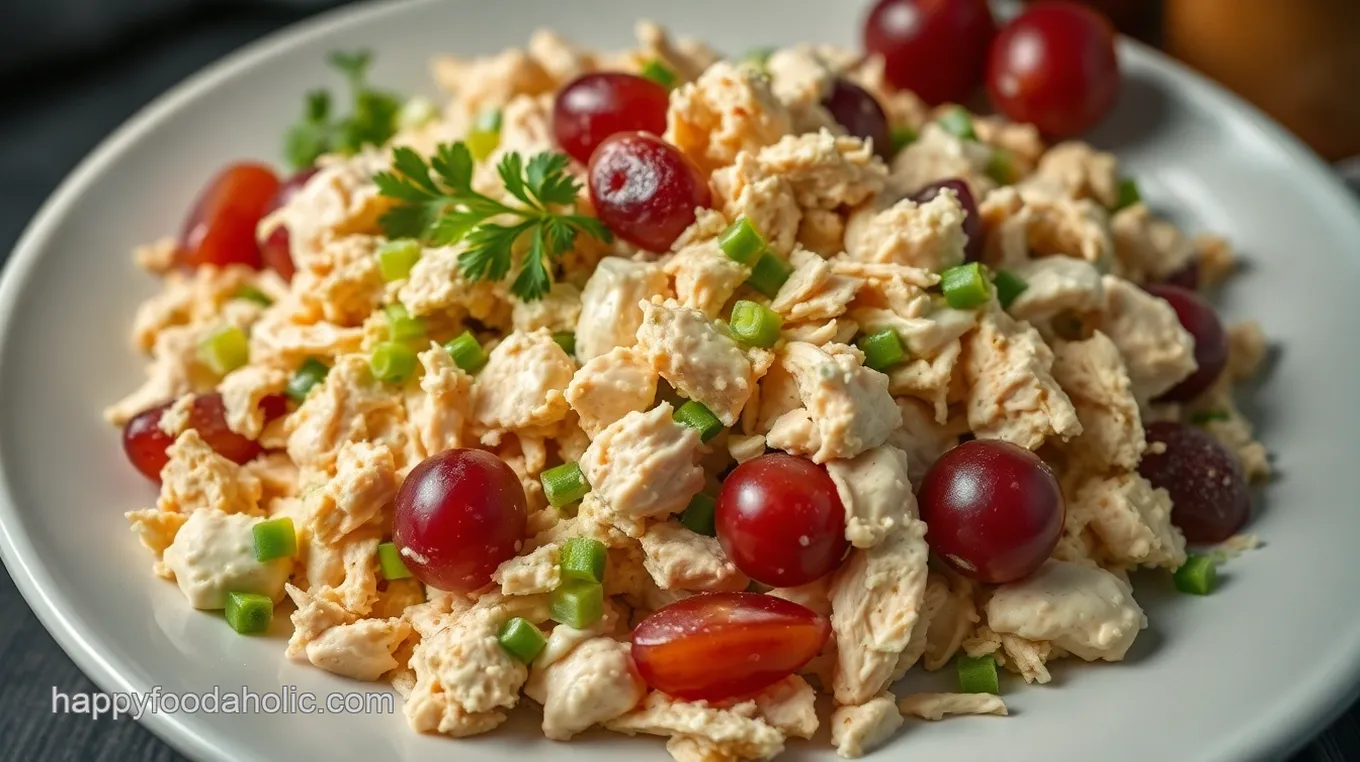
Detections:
109,1,1269,759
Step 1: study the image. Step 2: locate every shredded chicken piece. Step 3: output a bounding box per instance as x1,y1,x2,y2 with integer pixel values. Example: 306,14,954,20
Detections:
897,693,1008,721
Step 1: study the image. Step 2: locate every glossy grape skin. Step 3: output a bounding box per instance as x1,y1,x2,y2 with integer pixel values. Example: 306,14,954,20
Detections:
392,449,528,592
1139,422,1249,543
715,454,849,587
631,592,830,701
863,0,997,106
917,439,1064,583
588,132,711,253
911,178,982,262
986,1,1121,138
121,392,276,481
822,79,892,160
1144,283,1229,402
258,167,317,282
553,73,671,165
177,163,280,270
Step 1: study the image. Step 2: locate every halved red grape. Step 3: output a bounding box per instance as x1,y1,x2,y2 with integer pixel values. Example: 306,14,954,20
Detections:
393,449,528,592
258,167,317,282
588,132,711,253
1139,421,1249,543
863,0,997,106
177,163,281,270
554,73,671,165
986,1,1121,138
121,392,266,481
716,453,849,587
631,592,830,701
1144,283,1228,402
822,79,892,160
918,439,1063,583
911,178,982,262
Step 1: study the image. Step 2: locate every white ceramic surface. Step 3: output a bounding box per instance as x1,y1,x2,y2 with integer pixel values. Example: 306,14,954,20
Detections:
2,1,1360,760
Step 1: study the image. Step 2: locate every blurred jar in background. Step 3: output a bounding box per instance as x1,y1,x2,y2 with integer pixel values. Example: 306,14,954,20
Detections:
1165,0,1360,162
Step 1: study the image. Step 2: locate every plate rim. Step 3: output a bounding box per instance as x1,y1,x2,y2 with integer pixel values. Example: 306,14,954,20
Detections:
2,2,1359,761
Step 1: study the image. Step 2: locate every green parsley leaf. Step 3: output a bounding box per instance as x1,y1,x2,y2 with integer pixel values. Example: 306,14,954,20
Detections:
375,142,612,302
284,50,403,170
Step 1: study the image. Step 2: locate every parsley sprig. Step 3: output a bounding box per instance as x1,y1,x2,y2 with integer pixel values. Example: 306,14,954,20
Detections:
285,51,402,170
374,142,612,302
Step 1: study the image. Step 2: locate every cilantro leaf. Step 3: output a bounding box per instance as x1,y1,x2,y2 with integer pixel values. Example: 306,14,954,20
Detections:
375,142,613,301
283,50,402,170
513,232,553,302
525,152,578,207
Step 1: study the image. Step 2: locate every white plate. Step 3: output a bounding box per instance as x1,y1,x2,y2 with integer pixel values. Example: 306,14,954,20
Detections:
3,1,1360,760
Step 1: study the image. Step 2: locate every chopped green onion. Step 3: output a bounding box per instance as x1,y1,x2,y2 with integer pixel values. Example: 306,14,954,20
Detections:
741,47,775,72
466,108,502,162
673,400,724,443
552,331,577,357
957,654,1000,694
679,493,717,536
939,262,993,309
444,331,488,373
1114,178,1142,211
1190,410,1231,425
397,96,438,130
198,324,250,376
497,617,547,663
1174,554,1218,595
729,299,783,348
986,149,1017,185
993,268,1030,309
541,461,591,509
719,216,766,265
370,341,417,383
639,58,678,90
376,239,422,281
748,251,794,298
890,125,918,156
550,579,605,629
252,517,297,562
225,592,273,635
377,541,412,580
287,357,330,402
856,328,908,372
476,108,503,133
560,537,608,584
384,303,427,343
937,107,977,141
234,285,273,306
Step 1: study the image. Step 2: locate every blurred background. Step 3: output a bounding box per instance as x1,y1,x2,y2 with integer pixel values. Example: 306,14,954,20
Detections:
0,0,1357,760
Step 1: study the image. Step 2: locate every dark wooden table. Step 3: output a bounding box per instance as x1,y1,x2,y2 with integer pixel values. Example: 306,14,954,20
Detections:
0,4,1356,760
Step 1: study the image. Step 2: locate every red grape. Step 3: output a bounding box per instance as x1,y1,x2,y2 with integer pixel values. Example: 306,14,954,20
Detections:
918,439,1063,583
1144,283,1228,402
121,392,266,482
863,0,997,106
631,592,830,701
554,73,671,165
986,1,1121,138
177,163,280,270
910,178,982,262
1139,422,1249,543
716,454,849,587
392,449,527,592
588,132,711,253
822,79,892,160
1162,261,1200,291
258,167,317,282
